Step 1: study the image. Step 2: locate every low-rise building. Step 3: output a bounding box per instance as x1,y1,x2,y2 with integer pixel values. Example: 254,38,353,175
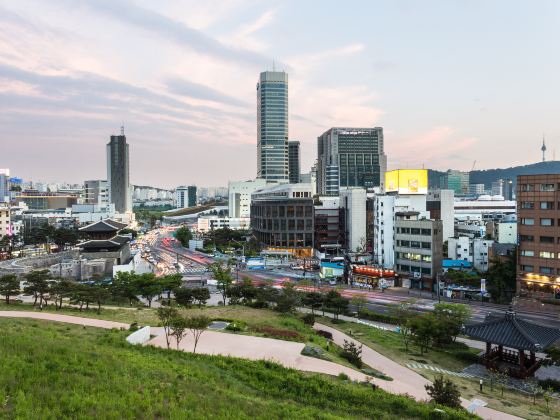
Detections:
196,216,250,233
0,206,10,237
394,211,443,290
250,183,314,257
447,237,493,272
228,179,271,218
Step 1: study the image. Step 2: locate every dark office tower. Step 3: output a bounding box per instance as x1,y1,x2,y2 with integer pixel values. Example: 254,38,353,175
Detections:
503,178,514,201
317,127,387,196
257,71,289,181
288,141,300,184
106,127,132,213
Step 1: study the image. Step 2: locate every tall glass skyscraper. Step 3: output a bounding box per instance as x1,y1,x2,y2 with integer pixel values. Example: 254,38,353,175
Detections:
257,71,289,182
106,127,132,213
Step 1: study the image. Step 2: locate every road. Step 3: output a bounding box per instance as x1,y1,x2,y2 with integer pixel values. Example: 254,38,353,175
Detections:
146,228,560,328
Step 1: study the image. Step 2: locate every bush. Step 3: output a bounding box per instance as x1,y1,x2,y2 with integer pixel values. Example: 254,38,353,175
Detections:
454,349,480,364
338,372,350,381
358,309,398,324
225,322,244,332
425,376,461,408
128,322,139,332
316,330,333,340
341,339,363,368
539,378,560,392
302,313,315,326
361,368,393,381
301,345,326,359
255,326,304,341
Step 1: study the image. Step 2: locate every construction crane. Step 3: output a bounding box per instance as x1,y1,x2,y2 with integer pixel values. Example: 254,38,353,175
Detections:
471,160,476,172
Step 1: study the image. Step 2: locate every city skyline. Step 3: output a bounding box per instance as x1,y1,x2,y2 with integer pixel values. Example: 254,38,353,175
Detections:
2,0,560,187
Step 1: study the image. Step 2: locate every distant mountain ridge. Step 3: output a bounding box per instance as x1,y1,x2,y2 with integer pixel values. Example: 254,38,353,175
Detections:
428,161,560,189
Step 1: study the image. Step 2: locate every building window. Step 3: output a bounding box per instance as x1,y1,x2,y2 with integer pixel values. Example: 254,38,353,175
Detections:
421,242,431,249
521,184,534,192
520,265,534,271
540,236,555,244
521,202,534,209
541,218,554,226
410,241,421,248
421,267,431,275
540,267,554,275
421,228,431,235
540,184,555,192
520,250,534,257
541,202,554,210
520,235,534,242
411,228,420,235
540,251,555,259
521,218,534,225
421,255,432,262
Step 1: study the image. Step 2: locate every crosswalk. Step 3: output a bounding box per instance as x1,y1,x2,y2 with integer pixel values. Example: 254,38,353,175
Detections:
406,362,475,378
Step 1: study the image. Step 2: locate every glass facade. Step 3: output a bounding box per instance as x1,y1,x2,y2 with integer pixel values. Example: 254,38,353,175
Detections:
317,128,386,195
257,71,289,181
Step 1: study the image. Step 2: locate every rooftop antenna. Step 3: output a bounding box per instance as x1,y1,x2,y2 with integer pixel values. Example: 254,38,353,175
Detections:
541,134,547,162
121,124,125,136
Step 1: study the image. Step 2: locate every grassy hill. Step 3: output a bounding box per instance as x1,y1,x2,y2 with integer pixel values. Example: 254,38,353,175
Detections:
0,318,473,419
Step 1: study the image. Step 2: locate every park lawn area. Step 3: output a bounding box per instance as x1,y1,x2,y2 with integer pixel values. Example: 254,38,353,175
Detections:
317,317,479,372
0,318,474,420
319,318,560,420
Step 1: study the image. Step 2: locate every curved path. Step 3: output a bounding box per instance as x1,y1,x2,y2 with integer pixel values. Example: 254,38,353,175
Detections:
0,312,520,420
315,323,521,420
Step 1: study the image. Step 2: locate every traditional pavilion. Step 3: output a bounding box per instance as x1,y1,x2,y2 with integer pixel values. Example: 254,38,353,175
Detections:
78,219,131,266
78,219,128,240
463,308,560,378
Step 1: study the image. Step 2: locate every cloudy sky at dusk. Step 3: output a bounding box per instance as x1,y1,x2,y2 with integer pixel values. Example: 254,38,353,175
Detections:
2,0,560,188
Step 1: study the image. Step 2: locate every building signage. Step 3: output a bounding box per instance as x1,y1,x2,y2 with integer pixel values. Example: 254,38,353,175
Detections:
480,278,486,293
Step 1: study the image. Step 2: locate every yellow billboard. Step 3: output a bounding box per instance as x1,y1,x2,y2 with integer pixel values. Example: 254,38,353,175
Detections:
385,169,428,194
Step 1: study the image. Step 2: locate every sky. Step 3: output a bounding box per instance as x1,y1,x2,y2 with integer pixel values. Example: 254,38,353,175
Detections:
2,0,560,188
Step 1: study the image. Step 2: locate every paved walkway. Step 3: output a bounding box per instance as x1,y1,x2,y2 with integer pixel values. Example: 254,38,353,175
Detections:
0,311,129,329
315,323,521,420
405,362,475,378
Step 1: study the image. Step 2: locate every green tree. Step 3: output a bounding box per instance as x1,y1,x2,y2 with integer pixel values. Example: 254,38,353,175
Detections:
170,315,189,350
159,273,183,305
425,376,461,408
49,277,74,309
350,295,368,313
486,250,517,304
118,228,137,238
175,226,193,247
157,306,179,349
23,270,51,309
89,277,110,313
174,287,194,308
410,313,436,354
185,315,211,353
132,273,163,307
111,271,138,306
341,339,363,368
208,262,233,306
325,290,349,320
275,283,301,313
302,291,323,315
0,274,20,304
432,303,471,344
191,287,210,308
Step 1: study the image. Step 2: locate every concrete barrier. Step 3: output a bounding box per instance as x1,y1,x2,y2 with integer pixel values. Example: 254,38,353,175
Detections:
126,326,151,345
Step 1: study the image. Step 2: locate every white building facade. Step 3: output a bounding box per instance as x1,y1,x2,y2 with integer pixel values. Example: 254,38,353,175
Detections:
228,179,271,218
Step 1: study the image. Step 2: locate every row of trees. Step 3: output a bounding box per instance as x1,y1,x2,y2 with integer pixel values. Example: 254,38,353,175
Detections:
391,301,471,354
0,270,193,312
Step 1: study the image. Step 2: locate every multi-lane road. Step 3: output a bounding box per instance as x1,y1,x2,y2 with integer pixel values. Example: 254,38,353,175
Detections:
143,227,560,328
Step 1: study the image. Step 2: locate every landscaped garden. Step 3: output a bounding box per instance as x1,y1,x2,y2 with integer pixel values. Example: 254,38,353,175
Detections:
0,318,474,419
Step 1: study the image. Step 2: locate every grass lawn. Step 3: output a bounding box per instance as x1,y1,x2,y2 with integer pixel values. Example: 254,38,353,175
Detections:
0,302,369,373
0,318,473,419
319,318,560,419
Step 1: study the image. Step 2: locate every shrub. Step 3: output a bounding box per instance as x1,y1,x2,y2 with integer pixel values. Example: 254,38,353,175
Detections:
316,330,333,340
301,345,326,359
425,376,461,408
341,339,363,368
539,378,560,392
302,313,315,326
358,309,398,324
255,326,304,341
361,368,393,381
129,322,139,332
454,349,480,364
225,322,243,332
338,372,350,381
